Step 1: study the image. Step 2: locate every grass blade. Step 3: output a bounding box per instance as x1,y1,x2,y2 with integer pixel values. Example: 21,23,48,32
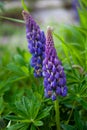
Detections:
0,16,24,23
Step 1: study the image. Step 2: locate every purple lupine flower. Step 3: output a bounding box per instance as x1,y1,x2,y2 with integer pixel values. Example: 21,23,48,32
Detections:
22,10,46,77
43,26,67,101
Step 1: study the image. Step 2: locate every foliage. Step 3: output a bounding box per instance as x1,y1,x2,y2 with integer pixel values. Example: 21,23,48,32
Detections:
0,0,87,130
0,2,4,12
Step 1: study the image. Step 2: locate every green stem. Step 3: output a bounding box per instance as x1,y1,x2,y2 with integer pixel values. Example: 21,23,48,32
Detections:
54,97,61,130
66,101,76,125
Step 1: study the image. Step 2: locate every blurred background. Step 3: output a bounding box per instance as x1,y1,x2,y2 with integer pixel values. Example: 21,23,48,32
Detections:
0,0,79,49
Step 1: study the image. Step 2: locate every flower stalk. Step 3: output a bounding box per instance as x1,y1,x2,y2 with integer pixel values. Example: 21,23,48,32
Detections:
54,97,60,130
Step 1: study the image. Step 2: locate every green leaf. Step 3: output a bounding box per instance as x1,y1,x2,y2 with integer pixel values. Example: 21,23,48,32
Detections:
62,43,72,66
21,66,29,75
67,44,83,66
5,115,24,121
15,97,30,118
82,0,87,6
6,63,26,76
14,54,26,66
80,99,87,110
7,123,29,130
53,32,72,66
34,120,43,126
0,81,10,95
74,110,83,130
0,16,24,23
74,26,87,36
24,90,41,119
63,25,85,44
21,0,28,11
6,75,28,83
30,124,36,130
13,94,41,120
62,124,76,130
0,96,4,114
36,106,52,120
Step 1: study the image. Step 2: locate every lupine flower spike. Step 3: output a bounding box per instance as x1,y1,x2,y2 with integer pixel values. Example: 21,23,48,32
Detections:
43,26,67,101
22,10,46,77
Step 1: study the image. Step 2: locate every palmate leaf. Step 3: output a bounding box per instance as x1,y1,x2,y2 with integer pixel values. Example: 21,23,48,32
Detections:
13,52,31,67
67,75,81,86
79,99,87,110
67,71,80,81
13,54,27,66
5,115,25,122
8,92,41,120
5,90,52,129
34,120,43,126
30,124,36,130
24,90,42,119
0,81,10,95
36,106,52,120
7,123,29,130
6,63,26,76
15,97,32,119
62,124,76,130
0,75,28,97
19,93,41,120
78,84,87,96
68,71,87,98
6,75,28,83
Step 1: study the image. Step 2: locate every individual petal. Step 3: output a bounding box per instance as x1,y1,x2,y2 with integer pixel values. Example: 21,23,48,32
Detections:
51,94,56,101
48,62,53,69
62,86,67,97
30,56,37,67
56,87,61,95
52,65,56,73
49,75,54,81
44,90,50,98
51,80,57,89
55,72,59,79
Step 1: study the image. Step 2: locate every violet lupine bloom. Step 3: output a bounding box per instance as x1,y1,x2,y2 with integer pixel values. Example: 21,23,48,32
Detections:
22,10,46,77
43,27,67,101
